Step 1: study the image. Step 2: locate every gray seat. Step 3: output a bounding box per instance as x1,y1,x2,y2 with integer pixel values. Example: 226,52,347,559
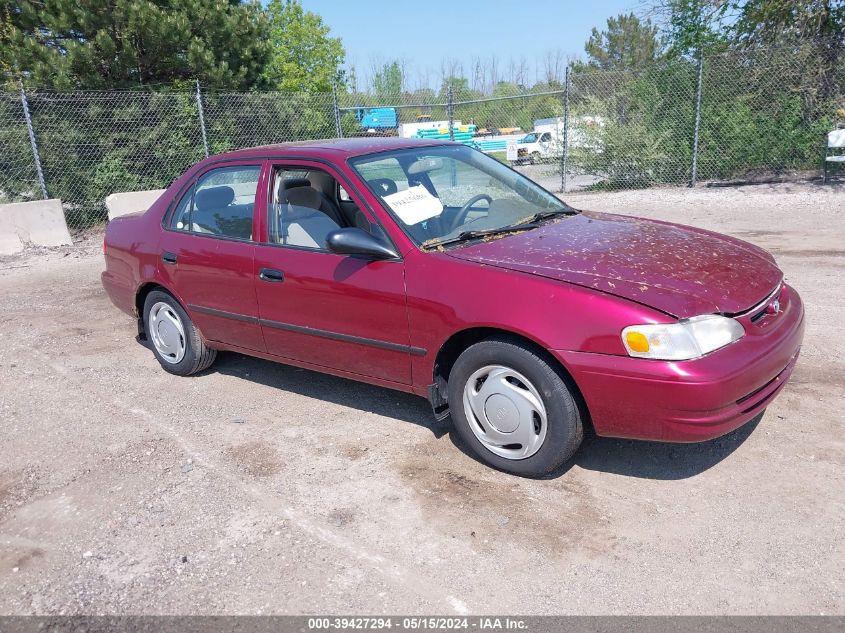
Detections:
195,185,235,211
191,186,254,239
193,186,234,232
277,180,340,249
283,207,340,249
284,181,345,226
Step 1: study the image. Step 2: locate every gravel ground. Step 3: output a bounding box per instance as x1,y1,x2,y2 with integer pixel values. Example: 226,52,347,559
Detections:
0,183,842,615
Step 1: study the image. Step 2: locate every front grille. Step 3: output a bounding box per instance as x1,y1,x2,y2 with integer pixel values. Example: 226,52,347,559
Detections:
750,308,769,324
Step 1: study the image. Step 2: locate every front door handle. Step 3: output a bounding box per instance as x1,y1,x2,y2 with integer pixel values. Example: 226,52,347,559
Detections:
162,252,177,264
259,268,285,282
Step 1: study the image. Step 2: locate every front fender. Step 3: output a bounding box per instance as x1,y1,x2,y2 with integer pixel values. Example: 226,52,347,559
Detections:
405,250,670,390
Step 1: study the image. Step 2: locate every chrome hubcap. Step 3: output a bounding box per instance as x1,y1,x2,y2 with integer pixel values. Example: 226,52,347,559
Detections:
149,302,186,364
462,365,548,460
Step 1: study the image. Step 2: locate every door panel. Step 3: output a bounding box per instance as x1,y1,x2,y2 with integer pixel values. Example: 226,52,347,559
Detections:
253,245,412,383
158,233,264,352
252,161,412,384
156,161,266,352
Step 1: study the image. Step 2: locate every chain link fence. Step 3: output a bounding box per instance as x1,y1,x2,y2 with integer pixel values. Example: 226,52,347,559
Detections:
0,87,46,205
2,41,842,231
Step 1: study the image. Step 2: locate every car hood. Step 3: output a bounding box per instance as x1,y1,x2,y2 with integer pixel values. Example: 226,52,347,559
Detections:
447,211,782,318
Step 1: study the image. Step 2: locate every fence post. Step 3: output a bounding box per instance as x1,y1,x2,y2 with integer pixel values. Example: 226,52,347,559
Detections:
689,54,704,187
195,80,210,159
560,65,571,194
332,82,343,138
447,84,455,141
19,81,48,200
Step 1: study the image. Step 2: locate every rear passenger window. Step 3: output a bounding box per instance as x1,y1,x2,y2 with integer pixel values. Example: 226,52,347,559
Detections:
170,165,261,240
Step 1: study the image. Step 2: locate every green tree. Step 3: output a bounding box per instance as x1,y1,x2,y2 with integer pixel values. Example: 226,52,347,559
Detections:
264,0,345,92
581,13,662,71
372,61,403,102
660,0,730,57
731,0,844,43
730,0,844,99
0,0,270,89
438,77,477,102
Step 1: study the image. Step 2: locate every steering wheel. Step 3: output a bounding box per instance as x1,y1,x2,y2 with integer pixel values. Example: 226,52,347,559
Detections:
451,194,493,231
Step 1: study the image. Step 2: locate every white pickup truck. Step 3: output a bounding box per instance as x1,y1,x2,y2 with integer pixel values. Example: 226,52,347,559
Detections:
506,130,560,165
506,116,604,165
507,117,564,164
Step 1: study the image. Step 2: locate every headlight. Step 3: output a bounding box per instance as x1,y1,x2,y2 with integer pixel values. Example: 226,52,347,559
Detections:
621,315,745,360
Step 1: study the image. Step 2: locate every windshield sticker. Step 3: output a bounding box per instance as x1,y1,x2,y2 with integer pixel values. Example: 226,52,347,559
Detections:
383,185,443,225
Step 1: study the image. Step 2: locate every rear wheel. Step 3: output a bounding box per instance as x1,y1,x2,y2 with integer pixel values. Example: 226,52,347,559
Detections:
447,336,583,477
143,290,216,376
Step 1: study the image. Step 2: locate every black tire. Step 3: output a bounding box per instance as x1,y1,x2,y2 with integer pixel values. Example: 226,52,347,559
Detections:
447,336,583,477
143,289,216,376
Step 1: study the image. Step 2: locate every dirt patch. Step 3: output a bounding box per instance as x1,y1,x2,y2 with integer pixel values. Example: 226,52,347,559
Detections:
326,508,357,527
0,469,40,519
0,545,45,575
788,362,844,392
224,441,283,478
398,444,613,559
339,445,370,461
10,548,44,571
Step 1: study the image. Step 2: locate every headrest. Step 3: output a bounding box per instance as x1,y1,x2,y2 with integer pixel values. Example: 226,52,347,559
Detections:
281,178,311,191
195,186,234,210
285,186,323,211
369,178,398,196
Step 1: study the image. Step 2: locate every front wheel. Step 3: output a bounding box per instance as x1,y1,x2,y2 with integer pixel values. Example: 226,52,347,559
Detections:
447,336,583,477
143,290,217,376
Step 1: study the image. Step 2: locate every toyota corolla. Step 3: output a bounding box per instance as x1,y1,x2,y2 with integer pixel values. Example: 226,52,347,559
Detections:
102,138,804,476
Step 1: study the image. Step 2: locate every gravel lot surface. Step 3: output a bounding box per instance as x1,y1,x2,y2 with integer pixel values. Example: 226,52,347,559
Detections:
0,183,842,615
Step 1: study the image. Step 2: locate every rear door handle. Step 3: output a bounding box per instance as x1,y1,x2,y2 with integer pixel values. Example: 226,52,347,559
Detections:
259,268,284,282
161,252,177,264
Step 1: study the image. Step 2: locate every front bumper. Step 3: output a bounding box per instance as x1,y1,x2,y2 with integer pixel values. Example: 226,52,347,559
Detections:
554,283,805,442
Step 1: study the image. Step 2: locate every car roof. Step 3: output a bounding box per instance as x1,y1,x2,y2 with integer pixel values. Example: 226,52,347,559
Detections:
209,137,453,162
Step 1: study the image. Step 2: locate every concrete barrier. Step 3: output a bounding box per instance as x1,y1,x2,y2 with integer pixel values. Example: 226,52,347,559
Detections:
0,232,23,256
105,189,165,220
0,198,73,255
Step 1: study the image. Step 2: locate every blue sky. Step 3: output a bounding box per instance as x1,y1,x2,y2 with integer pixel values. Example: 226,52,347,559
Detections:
302,0,641,89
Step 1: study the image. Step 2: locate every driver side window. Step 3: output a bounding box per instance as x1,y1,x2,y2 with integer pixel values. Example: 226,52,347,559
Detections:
269,167,382,250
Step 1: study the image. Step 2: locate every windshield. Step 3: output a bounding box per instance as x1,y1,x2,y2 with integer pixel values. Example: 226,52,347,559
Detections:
350,144,573,248
519,133,538,143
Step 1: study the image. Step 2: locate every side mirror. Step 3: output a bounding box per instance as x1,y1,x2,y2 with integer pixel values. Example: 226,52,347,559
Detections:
326,227,399,260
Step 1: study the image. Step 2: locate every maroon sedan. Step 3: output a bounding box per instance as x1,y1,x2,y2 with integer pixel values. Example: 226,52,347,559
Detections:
102,138,804,476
